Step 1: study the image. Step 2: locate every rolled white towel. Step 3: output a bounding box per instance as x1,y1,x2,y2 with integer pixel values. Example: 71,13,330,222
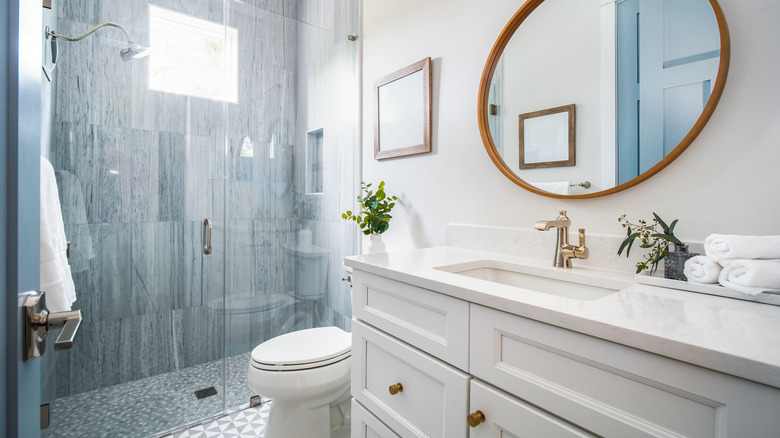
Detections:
704,234,780,262
683,256,722,284
717,259,780,295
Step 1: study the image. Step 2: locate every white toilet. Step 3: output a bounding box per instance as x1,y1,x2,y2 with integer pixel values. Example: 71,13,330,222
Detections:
247,326,351,438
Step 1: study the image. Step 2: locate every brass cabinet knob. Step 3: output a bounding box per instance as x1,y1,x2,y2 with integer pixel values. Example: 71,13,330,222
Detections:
467,410,486,427
388,382,404,395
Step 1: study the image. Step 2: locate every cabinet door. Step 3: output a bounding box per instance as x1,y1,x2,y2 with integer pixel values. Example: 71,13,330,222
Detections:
352,399,401,438
352,270,470,370
470,304,780,437
468,380,595,438
352,321,470,438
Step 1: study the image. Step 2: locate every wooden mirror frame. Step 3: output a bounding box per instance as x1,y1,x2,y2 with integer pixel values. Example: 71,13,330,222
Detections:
477,0,731,199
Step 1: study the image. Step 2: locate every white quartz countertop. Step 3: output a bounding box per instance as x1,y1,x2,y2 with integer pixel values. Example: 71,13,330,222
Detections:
344,246,780,389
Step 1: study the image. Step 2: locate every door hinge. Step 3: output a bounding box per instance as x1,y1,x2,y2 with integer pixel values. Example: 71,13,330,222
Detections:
40,403,50,429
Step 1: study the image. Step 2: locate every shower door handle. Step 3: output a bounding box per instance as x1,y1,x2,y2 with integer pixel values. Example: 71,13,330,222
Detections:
203,218,213,255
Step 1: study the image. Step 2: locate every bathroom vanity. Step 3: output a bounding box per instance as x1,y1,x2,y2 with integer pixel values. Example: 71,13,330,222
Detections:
346,247,780,437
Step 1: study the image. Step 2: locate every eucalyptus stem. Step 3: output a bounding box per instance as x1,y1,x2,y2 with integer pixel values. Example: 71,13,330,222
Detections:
617,213,684,274
341,181,398,235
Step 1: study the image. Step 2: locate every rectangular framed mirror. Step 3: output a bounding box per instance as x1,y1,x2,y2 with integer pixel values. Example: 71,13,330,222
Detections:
519,103,576,169
374,57,432,160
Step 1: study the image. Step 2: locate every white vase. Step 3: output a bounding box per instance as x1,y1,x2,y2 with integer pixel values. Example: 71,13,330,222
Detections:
364,233,387,255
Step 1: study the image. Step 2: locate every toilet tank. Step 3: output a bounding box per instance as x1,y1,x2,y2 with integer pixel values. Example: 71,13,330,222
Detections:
289,245,330,299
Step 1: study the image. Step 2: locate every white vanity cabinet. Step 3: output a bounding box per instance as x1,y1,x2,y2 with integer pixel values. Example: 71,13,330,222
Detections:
350,268,780,438
469,304,780,437
351,271,470,437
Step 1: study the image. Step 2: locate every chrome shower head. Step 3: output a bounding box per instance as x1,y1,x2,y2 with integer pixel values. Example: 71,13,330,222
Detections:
120,42,151,61
45,22,151,62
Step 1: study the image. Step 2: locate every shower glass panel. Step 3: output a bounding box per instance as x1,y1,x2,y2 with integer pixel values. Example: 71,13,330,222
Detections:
220,0,359,410
40,0,358,436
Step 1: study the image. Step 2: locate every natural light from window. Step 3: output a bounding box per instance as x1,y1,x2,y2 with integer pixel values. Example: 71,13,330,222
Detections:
149,5,238,103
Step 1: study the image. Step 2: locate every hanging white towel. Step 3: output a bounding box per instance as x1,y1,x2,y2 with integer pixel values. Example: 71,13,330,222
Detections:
40,156,76,312
55,170,94,273
704,234,780,262
717,259,780,296
683,255,722,284
530,181,571,195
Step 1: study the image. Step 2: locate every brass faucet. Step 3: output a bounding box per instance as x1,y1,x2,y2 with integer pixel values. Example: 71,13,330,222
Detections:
534,210,589,268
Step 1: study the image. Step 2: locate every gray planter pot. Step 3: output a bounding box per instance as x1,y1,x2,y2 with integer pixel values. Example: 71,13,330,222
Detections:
664,245,699,281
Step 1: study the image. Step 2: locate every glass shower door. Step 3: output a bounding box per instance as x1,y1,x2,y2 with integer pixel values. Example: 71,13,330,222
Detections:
219,0,361,412
41,0,359,435
42,0,232,436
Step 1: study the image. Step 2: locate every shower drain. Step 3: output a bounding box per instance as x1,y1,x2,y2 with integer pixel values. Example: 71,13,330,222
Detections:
194,386,218,400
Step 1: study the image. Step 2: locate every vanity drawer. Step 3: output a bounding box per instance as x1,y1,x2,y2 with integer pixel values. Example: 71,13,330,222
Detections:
470,304,780,438
351,270,469,370
469,379,595,438
352,320,469,438
352,399,400,438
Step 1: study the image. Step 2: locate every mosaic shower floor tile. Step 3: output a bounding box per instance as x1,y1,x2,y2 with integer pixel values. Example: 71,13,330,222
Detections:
44,353,256,438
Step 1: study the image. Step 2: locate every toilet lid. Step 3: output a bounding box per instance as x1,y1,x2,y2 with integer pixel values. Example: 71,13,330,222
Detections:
251,327,351,371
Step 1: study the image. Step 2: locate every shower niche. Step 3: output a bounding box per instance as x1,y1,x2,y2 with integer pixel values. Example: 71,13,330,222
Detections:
307,128,324,195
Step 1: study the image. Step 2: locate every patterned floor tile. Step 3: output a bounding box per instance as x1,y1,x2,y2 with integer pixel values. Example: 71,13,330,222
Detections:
167,403,270,438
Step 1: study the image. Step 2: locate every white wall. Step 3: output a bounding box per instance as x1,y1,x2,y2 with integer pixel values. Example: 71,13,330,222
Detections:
360,0,780,253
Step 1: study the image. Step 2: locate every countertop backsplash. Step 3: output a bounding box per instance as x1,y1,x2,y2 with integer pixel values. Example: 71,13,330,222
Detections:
445,223,705,274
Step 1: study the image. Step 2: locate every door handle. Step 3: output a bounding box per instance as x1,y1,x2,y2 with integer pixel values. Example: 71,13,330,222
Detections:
22,291,82,361
203,218,213,255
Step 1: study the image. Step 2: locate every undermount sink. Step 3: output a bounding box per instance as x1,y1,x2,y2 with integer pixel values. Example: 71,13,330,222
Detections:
434,260,631,301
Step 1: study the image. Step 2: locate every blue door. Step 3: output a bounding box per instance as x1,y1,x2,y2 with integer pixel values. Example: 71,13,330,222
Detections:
617,0,720,184
3,1,43,437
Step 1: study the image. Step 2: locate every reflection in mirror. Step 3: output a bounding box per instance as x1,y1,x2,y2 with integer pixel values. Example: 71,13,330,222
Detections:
519,104,575,169
615,0,720,185
480,0,729,198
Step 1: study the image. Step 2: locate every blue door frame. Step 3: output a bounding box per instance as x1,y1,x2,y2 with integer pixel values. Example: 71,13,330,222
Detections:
3,1,43,437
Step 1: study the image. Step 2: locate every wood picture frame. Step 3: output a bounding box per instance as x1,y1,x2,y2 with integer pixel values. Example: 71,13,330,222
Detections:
518,104,575,169
374,57,432,160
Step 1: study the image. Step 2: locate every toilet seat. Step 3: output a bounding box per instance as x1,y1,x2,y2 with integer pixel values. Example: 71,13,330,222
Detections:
250,327,351,371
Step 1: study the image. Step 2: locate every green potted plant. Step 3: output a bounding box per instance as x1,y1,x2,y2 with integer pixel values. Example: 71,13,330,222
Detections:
342,181,397,253
617,213,698,280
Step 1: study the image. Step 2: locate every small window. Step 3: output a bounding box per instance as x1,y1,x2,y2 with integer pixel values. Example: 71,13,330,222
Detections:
149,5,238,103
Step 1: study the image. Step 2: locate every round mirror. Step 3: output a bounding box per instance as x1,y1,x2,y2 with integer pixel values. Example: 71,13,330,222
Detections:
478,0,730,198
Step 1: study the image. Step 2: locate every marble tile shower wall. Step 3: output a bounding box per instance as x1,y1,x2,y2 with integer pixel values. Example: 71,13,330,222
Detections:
49,0,355,398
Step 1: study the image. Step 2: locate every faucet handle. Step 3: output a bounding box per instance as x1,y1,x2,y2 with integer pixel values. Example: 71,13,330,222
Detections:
558,210,568,218
577,228,589,259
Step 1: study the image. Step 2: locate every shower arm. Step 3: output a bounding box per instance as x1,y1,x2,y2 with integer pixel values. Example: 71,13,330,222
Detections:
46,22,136,44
